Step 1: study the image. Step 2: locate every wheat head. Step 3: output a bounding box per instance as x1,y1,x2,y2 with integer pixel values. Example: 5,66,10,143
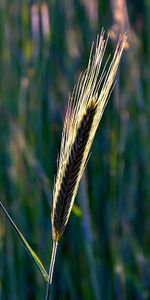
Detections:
45,31,126,296
52,31,127,243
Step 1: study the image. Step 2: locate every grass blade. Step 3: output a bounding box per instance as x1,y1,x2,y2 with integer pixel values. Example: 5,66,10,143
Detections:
0,200,48,282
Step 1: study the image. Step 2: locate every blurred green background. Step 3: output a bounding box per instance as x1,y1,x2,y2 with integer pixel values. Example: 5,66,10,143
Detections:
0,0,150,299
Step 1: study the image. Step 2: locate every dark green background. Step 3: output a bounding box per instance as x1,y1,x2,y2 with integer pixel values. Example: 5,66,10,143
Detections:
0,0,150,299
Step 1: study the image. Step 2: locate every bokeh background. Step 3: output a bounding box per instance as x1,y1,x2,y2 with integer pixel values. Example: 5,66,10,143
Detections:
0,0,150,299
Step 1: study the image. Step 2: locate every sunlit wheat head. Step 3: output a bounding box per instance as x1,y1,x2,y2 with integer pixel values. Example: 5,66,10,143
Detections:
51,30,127,242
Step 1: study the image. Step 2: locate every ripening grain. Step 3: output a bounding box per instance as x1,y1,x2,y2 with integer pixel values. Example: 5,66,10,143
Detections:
52,32,127,243
46,31,126,297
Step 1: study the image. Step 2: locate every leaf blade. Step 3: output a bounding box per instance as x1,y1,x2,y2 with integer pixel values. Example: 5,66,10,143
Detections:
0,200,48,282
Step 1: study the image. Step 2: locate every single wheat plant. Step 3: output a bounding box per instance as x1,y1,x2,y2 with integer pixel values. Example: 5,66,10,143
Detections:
45,30,127,299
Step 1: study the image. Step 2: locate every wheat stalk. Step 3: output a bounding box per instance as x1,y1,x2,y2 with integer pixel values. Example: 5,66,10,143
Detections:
45,30,127,299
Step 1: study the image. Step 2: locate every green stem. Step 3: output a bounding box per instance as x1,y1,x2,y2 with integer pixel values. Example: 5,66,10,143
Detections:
45,241,58,300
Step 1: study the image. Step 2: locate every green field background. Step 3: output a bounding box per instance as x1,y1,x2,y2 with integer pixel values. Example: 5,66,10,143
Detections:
0,0,150,299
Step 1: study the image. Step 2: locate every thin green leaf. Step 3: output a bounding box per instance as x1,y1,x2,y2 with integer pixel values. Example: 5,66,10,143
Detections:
0,200,48,282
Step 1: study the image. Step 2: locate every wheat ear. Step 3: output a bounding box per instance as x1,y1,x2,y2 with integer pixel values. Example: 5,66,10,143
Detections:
46,30,127,299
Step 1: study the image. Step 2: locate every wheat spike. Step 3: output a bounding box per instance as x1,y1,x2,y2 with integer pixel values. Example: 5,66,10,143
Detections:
52,31,126,242
46,31,127,298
